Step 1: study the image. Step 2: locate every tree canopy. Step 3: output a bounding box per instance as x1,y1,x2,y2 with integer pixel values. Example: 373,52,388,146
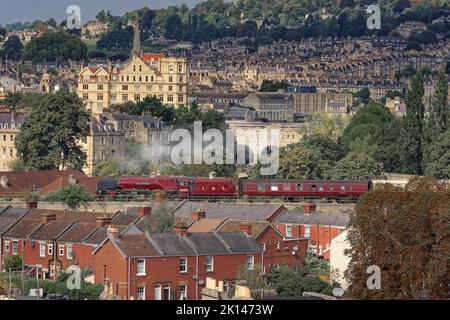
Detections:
15,90,90,171
345,178,450,299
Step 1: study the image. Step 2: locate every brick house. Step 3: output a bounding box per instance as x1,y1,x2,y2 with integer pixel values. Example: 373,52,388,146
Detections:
1,208,147,278
175,202,308,271
273,204,349,260
0,206,29,271
93,228,263,300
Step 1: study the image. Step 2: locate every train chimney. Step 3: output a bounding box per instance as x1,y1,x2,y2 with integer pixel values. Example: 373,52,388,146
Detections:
209,171,217,179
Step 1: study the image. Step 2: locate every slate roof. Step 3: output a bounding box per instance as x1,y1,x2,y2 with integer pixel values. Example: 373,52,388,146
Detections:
4,219,43,239
112,233,160,257
57,222,99,243
29,220,74,241
104,231,262,258
0,207,29,235
174,201,284,222
273,211,349,228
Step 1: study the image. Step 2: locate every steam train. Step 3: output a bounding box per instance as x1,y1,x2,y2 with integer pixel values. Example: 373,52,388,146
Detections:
97,176,372,201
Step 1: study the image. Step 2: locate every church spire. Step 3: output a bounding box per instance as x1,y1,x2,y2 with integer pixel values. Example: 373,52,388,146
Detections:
131,13,141,57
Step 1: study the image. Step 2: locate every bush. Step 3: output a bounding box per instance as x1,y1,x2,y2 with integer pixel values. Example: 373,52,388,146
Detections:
3,255,22,271
44,184,94,208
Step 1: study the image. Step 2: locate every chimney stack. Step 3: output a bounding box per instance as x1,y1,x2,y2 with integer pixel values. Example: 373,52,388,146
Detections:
138,207,152,218
41,212,56,224
96,214,112,228
174,222,189,237
304,202,317,214
107,227,119,238
240,222,252,236
192,209,206,222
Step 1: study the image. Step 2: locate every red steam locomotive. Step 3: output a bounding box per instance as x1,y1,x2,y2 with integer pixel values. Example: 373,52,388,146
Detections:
97,176,371,201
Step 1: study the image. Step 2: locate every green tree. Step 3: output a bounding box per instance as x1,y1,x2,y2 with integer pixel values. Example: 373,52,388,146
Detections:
423,130,450,178
15,90,90,171
143,201,175,233
3,255,22,271
341,102,395,154
275,143,322,179
345,178,450,299
398,73,425,174
1,35,23,60
422,72,449,170
326,152,384,180
2,93,23,111
354,87,371,104
236,264,265,296
23,31,87,62
44,184,94,208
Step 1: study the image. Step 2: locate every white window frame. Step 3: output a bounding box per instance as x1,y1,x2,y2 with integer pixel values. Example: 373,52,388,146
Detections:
304,225,311,238
262,242,266,252
137,259,146,276
59,245,64,256
4,240,10,252
136,286,145,300
39,242,46,257
246,255,255,270
179,258,187,273
154,284,161,300
66,244,73,259
286,225,292,237
11,241,18,255
179,284,187,300
275,241,280,250
47,244,53,256
205,256,214,272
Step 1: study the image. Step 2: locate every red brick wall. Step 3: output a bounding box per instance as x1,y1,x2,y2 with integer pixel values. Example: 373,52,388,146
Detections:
93,240,128,298
257,227,307,271
94,240,263,300
56,243,96,270
277,223,343,260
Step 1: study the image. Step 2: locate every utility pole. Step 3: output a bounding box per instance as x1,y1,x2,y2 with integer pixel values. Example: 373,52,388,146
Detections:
8,268,12,299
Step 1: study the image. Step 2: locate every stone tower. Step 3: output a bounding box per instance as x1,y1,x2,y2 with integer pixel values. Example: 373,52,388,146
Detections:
131,14,141,57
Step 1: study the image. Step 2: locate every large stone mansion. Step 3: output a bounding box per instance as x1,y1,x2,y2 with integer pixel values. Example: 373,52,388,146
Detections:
77,20,188,115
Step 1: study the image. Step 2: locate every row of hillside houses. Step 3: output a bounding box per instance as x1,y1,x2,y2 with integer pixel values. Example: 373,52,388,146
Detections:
0,199,350,299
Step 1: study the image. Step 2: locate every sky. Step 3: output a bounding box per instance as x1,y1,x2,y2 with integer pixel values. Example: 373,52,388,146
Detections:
0,0,202,25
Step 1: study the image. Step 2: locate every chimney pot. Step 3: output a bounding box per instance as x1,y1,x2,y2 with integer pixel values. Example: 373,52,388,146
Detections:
304,202,317,214
174,222,189,237
41,212,56,224
96,214,112,227
138,207,152,218
107,227,119,238
240,222,252,236
192,209,206,222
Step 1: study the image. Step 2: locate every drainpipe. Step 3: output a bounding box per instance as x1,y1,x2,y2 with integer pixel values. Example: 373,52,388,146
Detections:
195,250,199,300
0,235,3,272
53,240,57,282
127,258,131,300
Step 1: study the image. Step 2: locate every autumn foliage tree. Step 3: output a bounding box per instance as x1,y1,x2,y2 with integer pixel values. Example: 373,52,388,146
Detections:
345,178,450,299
